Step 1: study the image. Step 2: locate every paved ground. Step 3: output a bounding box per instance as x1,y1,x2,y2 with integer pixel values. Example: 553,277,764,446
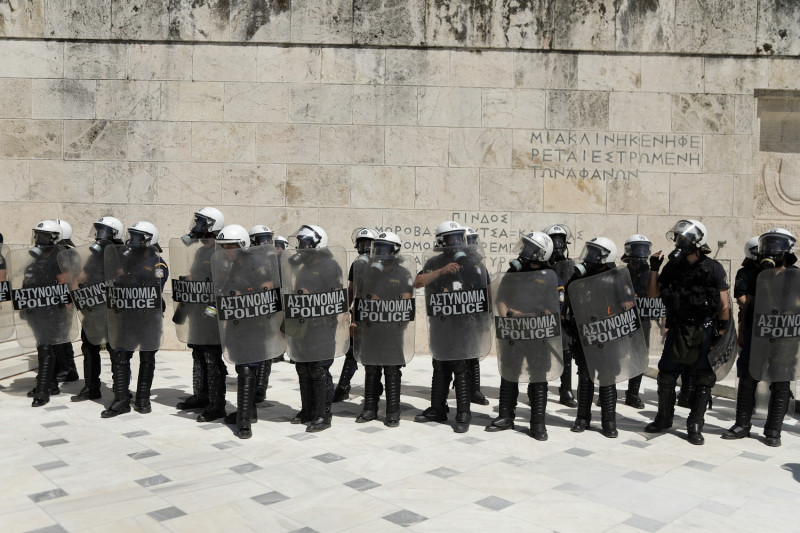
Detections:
1,351,799,533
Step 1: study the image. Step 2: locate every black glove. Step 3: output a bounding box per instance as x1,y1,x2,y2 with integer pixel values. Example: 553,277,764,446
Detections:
649,255,664,271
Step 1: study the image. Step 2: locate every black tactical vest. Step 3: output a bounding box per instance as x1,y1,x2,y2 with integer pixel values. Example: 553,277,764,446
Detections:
660,257,720,325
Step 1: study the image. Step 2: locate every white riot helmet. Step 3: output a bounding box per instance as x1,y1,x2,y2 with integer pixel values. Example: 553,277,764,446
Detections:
516,231,553,262
92,216,124,242
183,207,225,244
249,225,274,247
465,227,479,245
758,228,797,268
127,221,160,250
743,236,760,261
351,228,378,254
578,237,618,265
435,221,466,248
53,219,75,247
622,234,652,263
372,231,402,256
274,235,289,252
543,224,573,258
30,220,62,256
666,219,707,247
216,224,250,249
292,224,328,249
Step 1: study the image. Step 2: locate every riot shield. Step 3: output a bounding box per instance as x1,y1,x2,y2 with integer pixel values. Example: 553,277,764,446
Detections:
352,254,416,366
58,245,108,345
211,245,285,365
708,292,737,380
551,258,575,286
624,261,667,357
8,246,78,348
169,238,220,346
0,244,15,341
492,270,563,383
421,245,492,361
568,268,648,386
750,268,800,382
104,244,164,352
281,246,349,362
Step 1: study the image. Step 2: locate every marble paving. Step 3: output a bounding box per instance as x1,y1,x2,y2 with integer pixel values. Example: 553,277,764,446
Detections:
1,351,799,532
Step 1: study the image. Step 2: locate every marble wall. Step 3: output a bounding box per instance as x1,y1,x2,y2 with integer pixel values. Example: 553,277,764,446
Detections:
1,0,799,349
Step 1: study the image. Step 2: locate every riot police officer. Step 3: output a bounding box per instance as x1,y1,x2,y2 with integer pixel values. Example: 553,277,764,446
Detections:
173,207,228,423
101,222,168,418
723,229,798,446
53,219,80,384
464,227,489,406
545,224,578,408
414,221,492,433
645,220,730,445
69,216,125,402
352,232,415,427
249,224,278,404
333,228,377,402
487,232,565,440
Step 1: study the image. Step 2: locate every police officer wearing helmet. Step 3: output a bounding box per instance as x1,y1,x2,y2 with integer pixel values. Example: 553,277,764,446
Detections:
487,231,565,440
70,216,125,402
463,227,489,406
723,229,798,446
52,219,80,384
353,231,414,427
566,237,628,438
101,221,168,418
544,224,579,408
274,235,289,254
287,224,342,432
333,228,378,403
645,219,730,445
174,207,228,423
619,234,654,409
248,224,278,405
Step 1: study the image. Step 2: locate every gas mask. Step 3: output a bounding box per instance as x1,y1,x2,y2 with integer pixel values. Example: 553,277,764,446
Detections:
668,235,694,263
29,232,55,258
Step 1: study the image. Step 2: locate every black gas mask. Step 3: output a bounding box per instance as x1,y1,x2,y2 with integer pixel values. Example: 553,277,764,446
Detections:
668,235,695,263
182,215,216,244
90,224,117,255
356,238,373,256
550,235,567,261
574,244,609,277
29,231,56,258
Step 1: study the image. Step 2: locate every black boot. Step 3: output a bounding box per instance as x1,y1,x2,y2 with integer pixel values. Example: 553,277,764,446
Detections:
415,360,450,423
333,352,358,402
134,351,156,413
686,374,714,445
559,352,577,407
384,366,402,427
599,385,618,438
197,351,227,422
453,361,471,433
486,378,518,432
237,366,257,439
469,358,489,405
254,359,272,404
54,342,79,383
571,370,594,432
307,364,332,432
356,366,382,423
645,372,677,433
291,363,314,424
764,381,792,447
32,345,58,407
625,374,645,409
102,350,131,418
71,333,102,402
721,375,757,440
177,350,208,410
676,371,695,408
528,382,548,441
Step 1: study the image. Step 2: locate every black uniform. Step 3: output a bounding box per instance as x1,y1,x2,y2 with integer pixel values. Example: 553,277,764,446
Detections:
332,258,368,402
550,258,578,407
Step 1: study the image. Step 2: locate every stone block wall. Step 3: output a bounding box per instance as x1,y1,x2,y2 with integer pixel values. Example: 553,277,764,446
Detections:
1,0,799,350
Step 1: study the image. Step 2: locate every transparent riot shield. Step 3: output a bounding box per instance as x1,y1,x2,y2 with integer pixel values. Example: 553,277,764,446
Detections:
281,246,349,362
8,246,78,348
0,244,15,341
492,270,563,383
58,245,108,345
169,238,220,346
750,268,800,382
211,245,285,365
551,258,575,286
104,244,164,352
624,261,667,357
421,245,492,362
568,268,648,386
352,254,416,366
708,292,737,380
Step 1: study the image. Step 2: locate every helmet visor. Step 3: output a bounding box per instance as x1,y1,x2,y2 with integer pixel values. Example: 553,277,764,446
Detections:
466,234,478,245
94,223,116,242
190,214,215,235
251,233,273,246
759,234,794,256
441,231,465,247
667,220,704,245
32,230,56,248
356,238,373,255
518,240,547,261
127,230,151,248
624,242,651,259
578,243,609,265
372,241,396,257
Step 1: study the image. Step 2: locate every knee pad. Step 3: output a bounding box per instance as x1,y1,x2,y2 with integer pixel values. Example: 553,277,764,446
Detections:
310,364,327,380
693,370,716,388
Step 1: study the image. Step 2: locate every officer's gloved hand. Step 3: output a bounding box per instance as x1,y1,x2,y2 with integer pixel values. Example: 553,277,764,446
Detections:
649,254,664,272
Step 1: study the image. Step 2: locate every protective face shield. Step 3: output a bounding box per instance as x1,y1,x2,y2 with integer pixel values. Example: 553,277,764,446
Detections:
351,228,377,254
575,237,617,276
127,230,153,249
291,225,327,249
515,232,553,263
622,234,652,263
666,219,707,262
216,224,250,249
29,220,61,258
90,218,124,254
758,228,797,269
441,231,465,248
465,227,479,245
369,232,402,272
249,225,274,247
434,221,466,248
124,221,159,256
543,224,573,260
274,236,288,254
